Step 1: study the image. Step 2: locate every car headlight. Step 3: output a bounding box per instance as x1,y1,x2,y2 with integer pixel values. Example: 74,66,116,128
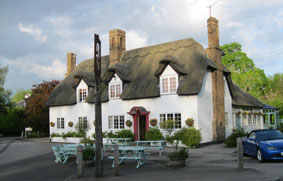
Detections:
267,146,277,151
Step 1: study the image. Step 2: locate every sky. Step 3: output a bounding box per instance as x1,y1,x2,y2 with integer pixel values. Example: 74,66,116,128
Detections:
1,0,283,95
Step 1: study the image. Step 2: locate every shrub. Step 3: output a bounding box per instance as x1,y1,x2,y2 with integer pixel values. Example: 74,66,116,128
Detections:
145,127,164,140
225,128,247,147
51,132,60,138
160,119,175,136
116,129,134,141
80,137,95,146
83,147,95,160
106,131,118,138
174,127,201,147
168,147,188,159
277,122,283,132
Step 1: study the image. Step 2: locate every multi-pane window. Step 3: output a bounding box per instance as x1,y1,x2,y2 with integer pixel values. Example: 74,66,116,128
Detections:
253,114,257,125
161,75,177,94
79,89,87,102
108,115,125,129
109,83,122,99
78,117,88,130
159,113,182,129
248,115,252,125
57,118,64,129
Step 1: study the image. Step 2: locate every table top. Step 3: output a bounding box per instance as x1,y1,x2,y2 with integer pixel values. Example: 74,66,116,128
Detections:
118,146,146,151
105,138,132,141
135,140,165,143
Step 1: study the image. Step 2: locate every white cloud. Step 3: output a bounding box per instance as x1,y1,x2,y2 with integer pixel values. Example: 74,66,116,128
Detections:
18,23,47,43
30,59,65,79
126,31,148,50
47,16,72,27
226,22,244,28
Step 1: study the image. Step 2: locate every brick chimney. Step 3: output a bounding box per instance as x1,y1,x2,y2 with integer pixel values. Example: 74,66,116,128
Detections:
65,52,76,77
206,17,225,142
109,29,126,66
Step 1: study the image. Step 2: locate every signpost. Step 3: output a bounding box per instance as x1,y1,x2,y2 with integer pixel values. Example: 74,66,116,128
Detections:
94,34,103,178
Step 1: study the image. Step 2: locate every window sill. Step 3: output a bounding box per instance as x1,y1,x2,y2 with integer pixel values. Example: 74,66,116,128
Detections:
160,93,177,96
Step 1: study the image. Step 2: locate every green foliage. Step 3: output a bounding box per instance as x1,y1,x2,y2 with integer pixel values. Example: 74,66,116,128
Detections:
145,127,164,140
92,131,107,140
277,122,283,133
51,131,84,138
168,147,189,159
116,129,134,141
24,80,59,134
160,119,175,136
83,147,95,160
80,137,95,146
0,133,3,137
225,128,247,147
12,89,32,103
221,42,269,100
0,106,25,136
175,127,201,147
105,131,118,138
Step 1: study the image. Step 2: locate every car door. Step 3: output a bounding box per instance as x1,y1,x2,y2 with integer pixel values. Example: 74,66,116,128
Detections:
246,132,257,156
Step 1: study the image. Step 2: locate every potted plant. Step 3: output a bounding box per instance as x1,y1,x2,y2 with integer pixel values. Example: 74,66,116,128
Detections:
185,118,194,127
248,112,253,116
160,119,175,136
150,118,158,127
50,122,55,127
82,146,95,167
166,132,188,168
235,111,241,116
242,111,248,116
68,121,73,127
126,120,132,128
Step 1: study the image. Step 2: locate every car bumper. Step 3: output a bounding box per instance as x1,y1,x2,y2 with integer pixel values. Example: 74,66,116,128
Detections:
263,150,283,160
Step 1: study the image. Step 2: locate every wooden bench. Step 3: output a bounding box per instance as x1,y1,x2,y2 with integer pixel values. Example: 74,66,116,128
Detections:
104,138,132,151
52,145,64,163
135,140,166,157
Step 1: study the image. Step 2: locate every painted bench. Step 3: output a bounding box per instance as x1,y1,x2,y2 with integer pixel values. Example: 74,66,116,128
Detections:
108,146,147,168
135,140,166,157
104,138,132,151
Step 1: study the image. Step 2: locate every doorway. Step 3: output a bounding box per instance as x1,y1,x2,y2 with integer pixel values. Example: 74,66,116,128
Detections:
138,115,146,140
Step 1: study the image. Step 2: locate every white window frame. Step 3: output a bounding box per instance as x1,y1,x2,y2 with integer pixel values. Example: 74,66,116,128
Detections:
78,117,88,130
160,65,179,95
159,113,182,129
57,117,64,129
109,74,122,99
108,115,125,129
79,88,87,102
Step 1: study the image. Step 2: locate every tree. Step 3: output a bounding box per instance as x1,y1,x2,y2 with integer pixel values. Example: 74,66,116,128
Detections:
221,42,270,100
0,65,12,113
264,73,283,116
12,89,32,103
24,80,59,134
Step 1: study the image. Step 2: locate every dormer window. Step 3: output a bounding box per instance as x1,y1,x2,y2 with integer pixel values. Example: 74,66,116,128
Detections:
160,65,178,95
109,74,122,99
76,79,88,103
79,89,87,102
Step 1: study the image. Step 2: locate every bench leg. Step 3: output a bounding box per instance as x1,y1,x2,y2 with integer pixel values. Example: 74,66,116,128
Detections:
63,155,69,164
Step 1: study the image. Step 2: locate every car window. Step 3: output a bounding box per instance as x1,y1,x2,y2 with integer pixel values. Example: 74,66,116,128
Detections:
248,132,256,139
256,130,283,141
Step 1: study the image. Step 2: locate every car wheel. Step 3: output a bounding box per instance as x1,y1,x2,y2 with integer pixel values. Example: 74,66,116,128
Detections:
256,149,264,162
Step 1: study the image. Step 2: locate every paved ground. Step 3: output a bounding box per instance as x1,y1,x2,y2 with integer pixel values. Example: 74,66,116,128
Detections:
0,137,282,181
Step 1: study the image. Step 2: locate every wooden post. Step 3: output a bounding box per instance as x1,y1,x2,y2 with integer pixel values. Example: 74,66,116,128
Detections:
77,145,83,178
21,130,24,140
237,137,244,171
114,144,120,176
94,34,103,178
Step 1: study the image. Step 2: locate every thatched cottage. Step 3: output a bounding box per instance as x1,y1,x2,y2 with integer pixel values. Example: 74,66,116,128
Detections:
46,17,264,143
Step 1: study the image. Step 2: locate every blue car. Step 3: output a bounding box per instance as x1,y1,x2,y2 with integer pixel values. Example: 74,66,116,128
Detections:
242,129,283,162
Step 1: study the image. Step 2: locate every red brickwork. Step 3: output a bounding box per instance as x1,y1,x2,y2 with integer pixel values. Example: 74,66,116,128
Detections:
206,17,225,142
109,29,126,66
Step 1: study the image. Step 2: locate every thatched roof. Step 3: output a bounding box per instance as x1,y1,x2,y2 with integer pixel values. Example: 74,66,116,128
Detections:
46,38,263,108
232,82,264,108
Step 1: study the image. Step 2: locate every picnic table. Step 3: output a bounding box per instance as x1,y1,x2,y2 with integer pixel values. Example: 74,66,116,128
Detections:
52,143,94,164
108,146,147,168
104,138,132,151
135,140,166,157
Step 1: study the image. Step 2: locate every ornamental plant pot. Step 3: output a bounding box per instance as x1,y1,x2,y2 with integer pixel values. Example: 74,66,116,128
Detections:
83,159,94,167
185,118,194,127
167,156,186,168
150,119,158,127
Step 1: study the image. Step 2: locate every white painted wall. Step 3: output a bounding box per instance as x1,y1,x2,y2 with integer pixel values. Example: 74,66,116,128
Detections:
197,71,213,143
224,77,233,137
49,69,217,143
